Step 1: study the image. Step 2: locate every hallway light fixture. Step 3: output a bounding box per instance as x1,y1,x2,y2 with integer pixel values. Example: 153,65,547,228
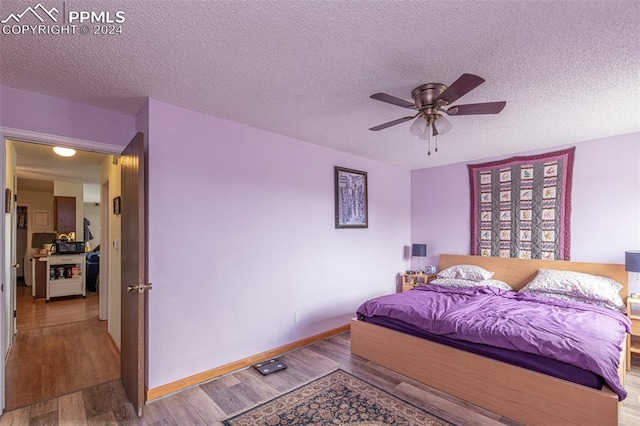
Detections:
53,146,76,157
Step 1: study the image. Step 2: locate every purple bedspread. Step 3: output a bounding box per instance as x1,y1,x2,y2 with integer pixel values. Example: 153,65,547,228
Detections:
357,285,631,400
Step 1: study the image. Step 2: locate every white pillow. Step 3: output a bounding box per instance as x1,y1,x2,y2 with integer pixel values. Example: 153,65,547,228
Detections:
519,269,625,313
430,278,512,291
437,264,494,281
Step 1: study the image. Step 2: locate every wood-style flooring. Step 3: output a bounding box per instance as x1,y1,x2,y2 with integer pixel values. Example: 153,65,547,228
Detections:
2,331,640,425
5,284,120,411
15,282,100,331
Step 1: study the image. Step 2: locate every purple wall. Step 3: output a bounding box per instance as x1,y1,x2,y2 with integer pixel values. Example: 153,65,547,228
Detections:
411,132,640,266
5,85,635,393
0,86,410,392
0,86,134,145
145,99,410,388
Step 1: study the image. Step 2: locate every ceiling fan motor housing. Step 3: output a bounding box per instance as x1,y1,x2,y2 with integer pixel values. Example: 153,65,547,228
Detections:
411,83,447,124
411,83,448,112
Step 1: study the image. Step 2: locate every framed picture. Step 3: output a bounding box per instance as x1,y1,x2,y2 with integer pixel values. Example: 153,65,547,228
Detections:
334,166,368,228
113,196,121,215
4,188,11,213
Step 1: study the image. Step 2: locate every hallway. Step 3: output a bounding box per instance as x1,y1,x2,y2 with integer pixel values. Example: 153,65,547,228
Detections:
5,284,120,410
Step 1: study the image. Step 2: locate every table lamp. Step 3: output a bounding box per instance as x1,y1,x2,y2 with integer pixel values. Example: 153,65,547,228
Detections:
626,250,640,298
411,244,427,273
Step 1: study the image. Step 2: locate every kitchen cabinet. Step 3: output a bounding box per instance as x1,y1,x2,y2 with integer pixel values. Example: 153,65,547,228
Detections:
54,196,76,234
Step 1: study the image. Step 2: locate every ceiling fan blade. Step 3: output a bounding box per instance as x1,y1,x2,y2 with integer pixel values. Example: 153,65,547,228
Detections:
445,101,506,116
370,93,416,109
369,115,416,131
437,73,485,105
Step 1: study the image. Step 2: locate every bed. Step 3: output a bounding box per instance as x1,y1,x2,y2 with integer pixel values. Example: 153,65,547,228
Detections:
350,254,629,426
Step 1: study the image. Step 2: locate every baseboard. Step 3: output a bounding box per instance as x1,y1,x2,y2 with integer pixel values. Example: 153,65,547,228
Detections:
145,323,350,402
108,332,120,354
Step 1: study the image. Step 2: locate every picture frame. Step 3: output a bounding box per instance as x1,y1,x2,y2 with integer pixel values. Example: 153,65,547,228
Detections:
33,210,51,227
113,196,121,215
4,188,11,213
334,166,368,229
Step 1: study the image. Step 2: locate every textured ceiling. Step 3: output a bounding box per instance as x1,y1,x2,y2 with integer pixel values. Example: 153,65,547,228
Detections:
1,0,638,170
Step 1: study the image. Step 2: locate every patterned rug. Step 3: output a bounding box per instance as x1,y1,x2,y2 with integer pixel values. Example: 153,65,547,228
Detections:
223,369,453,425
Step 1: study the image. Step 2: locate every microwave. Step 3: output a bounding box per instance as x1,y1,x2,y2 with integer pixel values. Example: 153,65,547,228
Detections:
53,240,85,254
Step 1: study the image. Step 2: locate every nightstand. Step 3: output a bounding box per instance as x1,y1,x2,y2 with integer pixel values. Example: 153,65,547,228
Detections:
627,297,640,371
401,273,437,292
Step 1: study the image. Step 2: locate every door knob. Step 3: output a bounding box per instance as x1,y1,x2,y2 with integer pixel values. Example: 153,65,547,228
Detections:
11,264,19,269
127,283,153,293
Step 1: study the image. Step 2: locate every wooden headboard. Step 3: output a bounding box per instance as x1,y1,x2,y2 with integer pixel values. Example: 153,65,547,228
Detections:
439,254,628,297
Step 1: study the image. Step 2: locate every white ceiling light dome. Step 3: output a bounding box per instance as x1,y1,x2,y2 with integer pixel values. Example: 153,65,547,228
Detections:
53,147,77,157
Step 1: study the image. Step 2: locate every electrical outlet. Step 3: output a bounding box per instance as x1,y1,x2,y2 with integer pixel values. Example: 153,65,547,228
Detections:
294,311,301,323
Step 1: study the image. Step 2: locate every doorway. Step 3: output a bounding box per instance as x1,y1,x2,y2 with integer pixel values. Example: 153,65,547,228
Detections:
3,139,121,410
15,205,27,285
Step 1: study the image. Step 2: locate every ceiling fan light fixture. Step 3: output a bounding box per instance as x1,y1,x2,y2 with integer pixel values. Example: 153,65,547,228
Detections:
53,147,76,157
409,116,426,136
434,115,453,135
368,73,506,156
419,123,432,141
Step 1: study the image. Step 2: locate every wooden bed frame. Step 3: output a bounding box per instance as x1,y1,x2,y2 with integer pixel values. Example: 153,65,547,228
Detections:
351,254,628,426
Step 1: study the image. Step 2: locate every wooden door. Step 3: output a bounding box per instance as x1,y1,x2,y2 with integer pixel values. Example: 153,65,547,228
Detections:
120,132,147,416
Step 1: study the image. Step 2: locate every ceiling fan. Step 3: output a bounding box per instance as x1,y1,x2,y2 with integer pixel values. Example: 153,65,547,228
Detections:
369,73,506,155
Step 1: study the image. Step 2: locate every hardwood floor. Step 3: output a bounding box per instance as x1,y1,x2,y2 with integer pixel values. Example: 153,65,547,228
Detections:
15,282,99,331
5,284,120,411
2,331,640,425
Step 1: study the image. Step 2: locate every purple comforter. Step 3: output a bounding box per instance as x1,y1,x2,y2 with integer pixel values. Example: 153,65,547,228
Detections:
357,285,631,400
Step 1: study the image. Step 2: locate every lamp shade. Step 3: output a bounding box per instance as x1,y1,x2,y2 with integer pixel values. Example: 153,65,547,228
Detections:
411,244,427,257
419,124,432,140
626,250,640,272
409,117,427,136
434,115,453,135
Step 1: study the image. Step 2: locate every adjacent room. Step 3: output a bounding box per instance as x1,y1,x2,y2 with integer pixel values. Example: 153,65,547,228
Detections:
5,141,121,410
0,1,638,424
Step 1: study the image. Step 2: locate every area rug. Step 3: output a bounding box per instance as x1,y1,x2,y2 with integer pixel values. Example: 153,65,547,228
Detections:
223,369,453,425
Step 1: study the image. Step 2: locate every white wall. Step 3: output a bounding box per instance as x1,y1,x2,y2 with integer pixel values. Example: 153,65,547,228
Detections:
101,156,122,349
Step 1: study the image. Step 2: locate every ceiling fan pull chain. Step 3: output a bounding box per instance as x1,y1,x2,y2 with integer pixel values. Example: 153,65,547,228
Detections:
427,130,432,156
435,135,439,152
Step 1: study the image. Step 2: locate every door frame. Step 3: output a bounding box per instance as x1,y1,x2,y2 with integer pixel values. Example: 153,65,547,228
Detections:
10,171,17,337
99,181,110,321
0,126,126,413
